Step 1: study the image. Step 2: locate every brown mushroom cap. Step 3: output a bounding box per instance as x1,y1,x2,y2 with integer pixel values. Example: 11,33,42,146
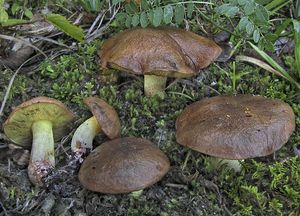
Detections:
83,97,121,139
79,137,170,194
99,27,222,78
176,95,295,160
3,96,75,147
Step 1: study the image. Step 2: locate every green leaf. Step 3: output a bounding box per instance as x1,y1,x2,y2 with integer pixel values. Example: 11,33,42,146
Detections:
253,29,260,43
244,2,255,15
125,2,138,14
187,3,194,19
153,7,163,27
238,16,249,30
246,21,254,35
293,19,300,77
216,4,239,17
163,5,173,24
147,10,153,24
11,3,21,15
131,14,139,27
174,4,184,25
140,11,148,28
0,9,8,23
249,41,300,89
1,18,29,26
238,0,248,5
24,8,33,19
254,5,269,24
46,13,84,42
141,0,149,10
112,0,123,6
125,15,132,27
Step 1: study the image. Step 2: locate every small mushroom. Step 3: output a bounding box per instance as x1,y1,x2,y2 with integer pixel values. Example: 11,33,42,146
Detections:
99,27,222,98
71,97,121,160
79,137,170,194
176,94,295,171
3,96,75,185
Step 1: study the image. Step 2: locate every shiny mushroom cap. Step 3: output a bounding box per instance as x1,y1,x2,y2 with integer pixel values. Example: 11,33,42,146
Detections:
79,137,170,194
99,27,222,78
176,95,295,160
3,96,75,147
83,97,121,139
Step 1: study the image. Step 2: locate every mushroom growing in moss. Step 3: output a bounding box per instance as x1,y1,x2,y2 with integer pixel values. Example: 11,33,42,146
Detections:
79,137,170,194
71,97,121,161
99,27,222,98
3,97,75,186
176,95,295,172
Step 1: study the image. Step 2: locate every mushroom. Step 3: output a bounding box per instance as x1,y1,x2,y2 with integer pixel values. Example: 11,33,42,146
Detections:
3,96,75,185
99,27,222,97
176,94,295,172
79,137,170,194
71,97,121,160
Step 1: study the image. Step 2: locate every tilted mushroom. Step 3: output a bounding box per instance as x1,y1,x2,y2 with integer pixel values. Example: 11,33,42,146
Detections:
71,97,121,161
99,27,222,97
79,137,170,194
176,94,295,171
3,97,75,185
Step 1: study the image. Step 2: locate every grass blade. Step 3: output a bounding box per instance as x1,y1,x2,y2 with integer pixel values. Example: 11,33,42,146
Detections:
248,42,300,89
293,19,300,77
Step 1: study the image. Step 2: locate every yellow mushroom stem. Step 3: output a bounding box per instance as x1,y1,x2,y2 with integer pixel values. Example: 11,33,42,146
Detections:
144,75,167,98
71,116,101,156
27,120,55,186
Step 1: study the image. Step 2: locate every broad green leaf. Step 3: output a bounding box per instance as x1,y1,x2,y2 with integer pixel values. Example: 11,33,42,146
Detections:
253,29,260,43
24,8,33,19
147,10,153,24
238,16,249,30
0,9,8,23
175,4,184,25
1,18,29,26
187,3,194,19
141,0,149,10
216,4,232,14
125,15,132,27
153,7,163,27
46,13,84,42
244,2,255,15
140,11,148,28
246,22,254,35
254,5,269,24
131,14,139,27
163,5,173,24
226,6,239,17
11,3,21,15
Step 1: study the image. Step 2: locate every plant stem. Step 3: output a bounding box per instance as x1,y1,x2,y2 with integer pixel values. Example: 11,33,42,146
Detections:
144,75,167,98
71,116,101,154
27,120,54,185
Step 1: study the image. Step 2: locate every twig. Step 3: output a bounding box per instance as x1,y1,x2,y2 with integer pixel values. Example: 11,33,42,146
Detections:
0,34,48,58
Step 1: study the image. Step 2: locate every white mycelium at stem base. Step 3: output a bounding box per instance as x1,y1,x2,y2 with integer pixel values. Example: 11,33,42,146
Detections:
27,120,55,185
144,75,167,98
71,116,101,157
